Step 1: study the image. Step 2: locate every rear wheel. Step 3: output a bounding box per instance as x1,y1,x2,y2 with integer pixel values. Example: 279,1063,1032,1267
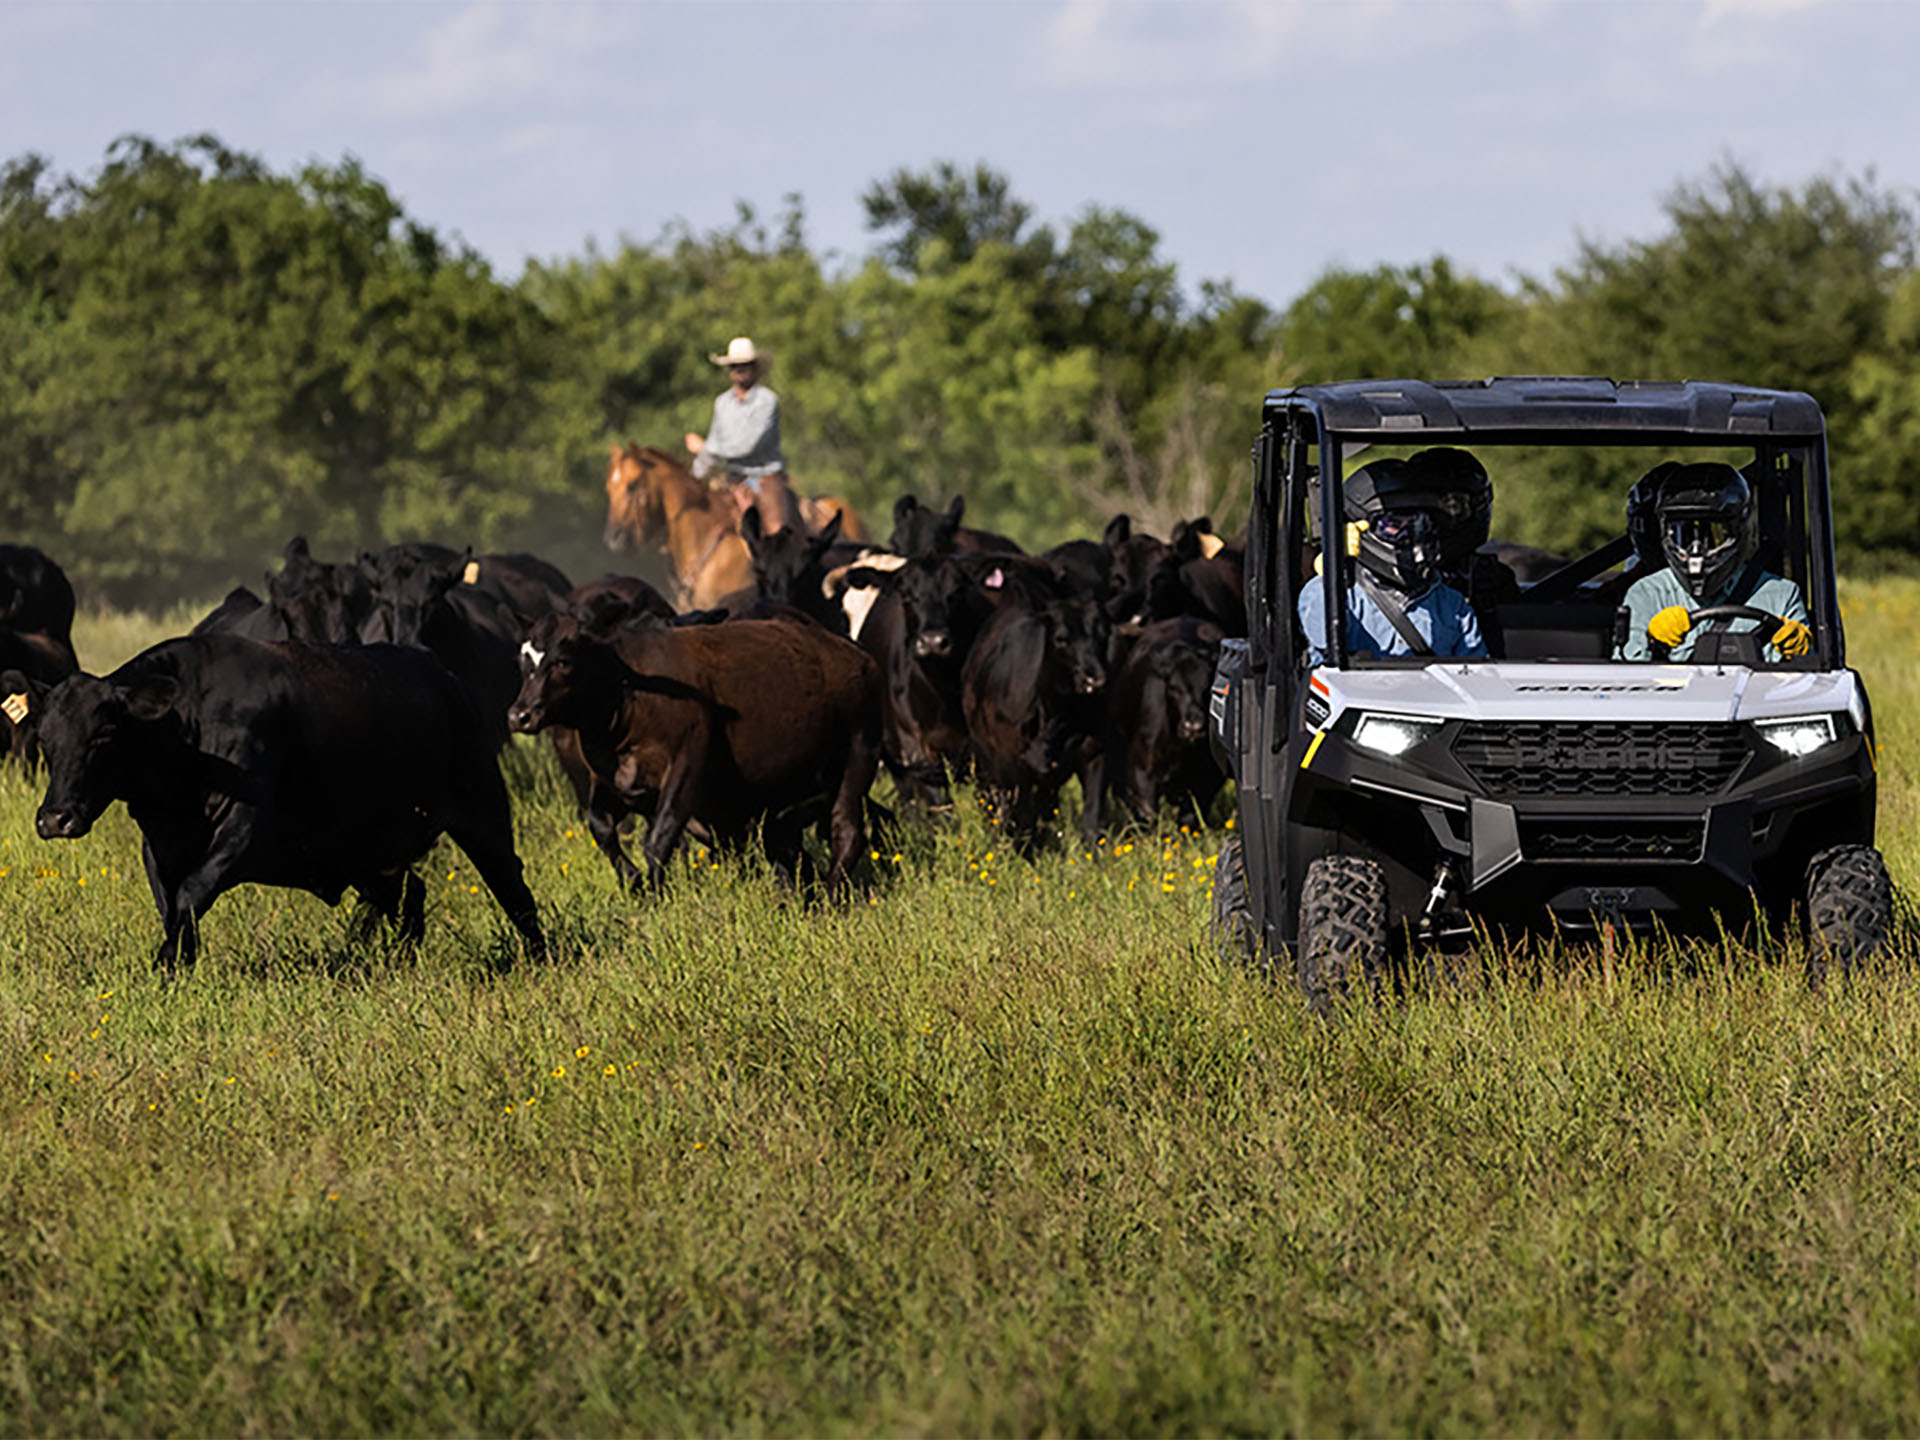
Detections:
1211,832,1260,971
1806,843,1894,981
1296,855,1388,1016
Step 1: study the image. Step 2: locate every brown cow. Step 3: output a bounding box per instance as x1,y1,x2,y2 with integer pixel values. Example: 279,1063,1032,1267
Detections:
507,613,880,894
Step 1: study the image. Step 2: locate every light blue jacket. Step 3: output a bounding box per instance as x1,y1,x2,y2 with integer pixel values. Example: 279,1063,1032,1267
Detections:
1615,567,1808,662
1299,578,1487,665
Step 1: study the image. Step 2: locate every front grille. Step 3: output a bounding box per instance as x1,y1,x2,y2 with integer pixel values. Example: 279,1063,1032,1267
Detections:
1453,721,1748,797
1519,817,1706,862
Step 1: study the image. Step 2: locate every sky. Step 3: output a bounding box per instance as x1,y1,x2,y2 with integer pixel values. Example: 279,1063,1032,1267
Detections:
1,0,1917,309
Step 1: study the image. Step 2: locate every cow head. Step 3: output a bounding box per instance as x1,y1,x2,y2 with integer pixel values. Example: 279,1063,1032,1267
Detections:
34,671,181,839
1046,591,1110,697
269,535,373,644
1105,530,1175,631
743,506,842,605
863,555,986,662
890,494,966,558
364,544,465,647
1162,628,1222,744
508,613,603,734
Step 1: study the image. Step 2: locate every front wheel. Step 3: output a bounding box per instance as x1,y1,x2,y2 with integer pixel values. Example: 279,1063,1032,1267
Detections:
1805,844,1894,981
1211,832,1260,971
1296,855,1388,1016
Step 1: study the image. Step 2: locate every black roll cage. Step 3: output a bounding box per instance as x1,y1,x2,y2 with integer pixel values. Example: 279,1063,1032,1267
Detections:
1249,379,1844,676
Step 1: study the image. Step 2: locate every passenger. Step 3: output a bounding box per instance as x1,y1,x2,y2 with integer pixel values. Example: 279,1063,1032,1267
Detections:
1299,460,1488,666
1401,447,1520,613
1614,462,1810,662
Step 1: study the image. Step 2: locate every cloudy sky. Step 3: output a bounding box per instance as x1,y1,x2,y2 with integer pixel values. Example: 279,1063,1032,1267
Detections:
2,0,1914,307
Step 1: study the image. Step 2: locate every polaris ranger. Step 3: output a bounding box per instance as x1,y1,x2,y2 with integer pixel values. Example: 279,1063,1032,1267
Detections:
1209,377,1892,1010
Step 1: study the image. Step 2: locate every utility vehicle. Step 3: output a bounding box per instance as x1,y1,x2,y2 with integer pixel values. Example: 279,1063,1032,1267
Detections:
1209,377,1892,1009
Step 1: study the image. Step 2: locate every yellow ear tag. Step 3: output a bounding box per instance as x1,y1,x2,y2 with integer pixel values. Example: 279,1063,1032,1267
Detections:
1345,519,1368,557
2,692,28,725
462,560,481,585
1198,532,1225,560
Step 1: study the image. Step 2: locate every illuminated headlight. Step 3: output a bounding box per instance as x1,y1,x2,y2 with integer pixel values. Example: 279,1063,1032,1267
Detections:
1754,714,1839,757
1350,712,1444,758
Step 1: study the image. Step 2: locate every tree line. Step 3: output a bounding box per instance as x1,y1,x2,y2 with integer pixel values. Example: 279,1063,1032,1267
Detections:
1,137,1915,607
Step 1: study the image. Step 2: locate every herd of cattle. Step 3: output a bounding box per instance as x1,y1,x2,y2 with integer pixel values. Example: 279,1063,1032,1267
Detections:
0,494,1245,974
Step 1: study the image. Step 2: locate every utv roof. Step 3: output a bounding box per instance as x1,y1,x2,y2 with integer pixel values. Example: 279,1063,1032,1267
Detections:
1264,377,1825,441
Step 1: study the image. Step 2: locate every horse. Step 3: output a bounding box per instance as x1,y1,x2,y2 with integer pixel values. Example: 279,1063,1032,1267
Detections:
798,493,870,544
603,443,753,611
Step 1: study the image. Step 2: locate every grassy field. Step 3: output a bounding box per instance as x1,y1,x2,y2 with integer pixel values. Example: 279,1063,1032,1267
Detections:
0,585,1916,1435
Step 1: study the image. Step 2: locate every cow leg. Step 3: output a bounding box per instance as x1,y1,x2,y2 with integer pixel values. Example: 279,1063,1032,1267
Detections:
1006,786,1047,860
640,752,705,888
398,868,427,945
150,812,261,977
584,782,648,891
763,810,808,890
351,869,427,947
825,732,880,897
1076,746,1107,846
445,772,546,963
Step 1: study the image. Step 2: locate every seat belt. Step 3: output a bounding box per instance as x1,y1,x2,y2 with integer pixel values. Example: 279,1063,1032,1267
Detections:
1357,573,1434,657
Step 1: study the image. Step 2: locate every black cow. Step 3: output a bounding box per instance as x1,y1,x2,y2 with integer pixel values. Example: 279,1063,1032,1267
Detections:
473,553,574,628
961,578,1110,853
742,508,854,632
193,586,289,641
565,574,678,636
0,666,56,766
890,495,1024,558
360,544,520,748
850,553,1001,810
0,545,77,669
1106,616,1226,828
268,536,375,644
31,634,544,975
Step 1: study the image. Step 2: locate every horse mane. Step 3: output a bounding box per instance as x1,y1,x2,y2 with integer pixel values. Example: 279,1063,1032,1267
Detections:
623,442,687,472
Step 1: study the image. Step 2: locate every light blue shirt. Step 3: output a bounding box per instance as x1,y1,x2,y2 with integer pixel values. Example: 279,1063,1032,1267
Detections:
1615,566,1808,662
690,383,783,480
1299,577,1487,665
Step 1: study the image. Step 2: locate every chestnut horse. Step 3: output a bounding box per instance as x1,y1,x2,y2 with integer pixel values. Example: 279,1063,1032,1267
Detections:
603,444,753,610
798,493,870,544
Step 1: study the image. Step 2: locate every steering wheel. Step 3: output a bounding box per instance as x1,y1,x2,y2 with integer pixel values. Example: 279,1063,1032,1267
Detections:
1649,604,1789,662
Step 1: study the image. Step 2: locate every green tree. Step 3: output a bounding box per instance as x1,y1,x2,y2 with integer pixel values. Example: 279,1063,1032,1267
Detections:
1280,257,1517,384
0,136,567,602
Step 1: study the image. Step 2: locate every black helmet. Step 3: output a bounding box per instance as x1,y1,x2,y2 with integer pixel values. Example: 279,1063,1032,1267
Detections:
1403,447,1492,572
1625,462,1681,570
1656,462,1757,601
1345,460,1441,595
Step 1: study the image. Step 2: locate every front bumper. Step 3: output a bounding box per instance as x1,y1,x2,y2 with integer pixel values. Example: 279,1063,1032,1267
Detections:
1291,715,1876,933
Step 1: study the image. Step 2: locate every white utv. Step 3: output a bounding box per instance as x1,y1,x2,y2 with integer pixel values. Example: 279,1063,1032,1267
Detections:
1209,378,1892,1011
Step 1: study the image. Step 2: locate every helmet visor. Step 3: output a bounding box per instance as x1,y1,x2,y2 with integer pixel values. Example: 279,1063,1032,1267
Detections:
1667,516,1737,558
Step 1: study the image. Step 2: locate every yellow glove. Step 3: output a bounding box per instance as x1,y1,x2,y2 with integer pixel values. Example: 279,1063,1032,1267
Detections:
1648,605,1693,649
1771,616,1812,659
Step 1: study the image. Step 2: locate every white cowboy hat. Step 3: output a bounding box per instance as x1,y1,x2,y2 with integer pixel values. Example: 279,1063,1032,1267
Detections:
709,336,761,367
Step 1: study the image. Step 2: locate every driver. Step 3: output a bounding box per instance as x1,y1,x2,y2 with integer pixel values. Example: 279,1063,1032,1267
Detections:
1300,459,1487,665
1614,462,1811,662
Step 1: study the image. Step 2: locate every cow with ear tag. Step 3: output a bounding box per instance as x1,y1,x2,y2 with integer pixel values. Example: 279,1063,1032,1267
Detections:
0,667,54,766
31,632,545,977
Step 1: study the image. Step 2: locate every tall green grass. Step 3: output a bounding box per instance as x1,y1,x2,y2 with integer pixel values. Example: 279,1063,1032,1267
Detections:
0,584,1910,1435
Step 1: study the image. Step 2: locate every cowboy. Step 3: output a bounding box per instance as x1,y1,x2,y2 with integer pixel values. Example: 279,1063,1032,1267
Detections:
684,336,798,534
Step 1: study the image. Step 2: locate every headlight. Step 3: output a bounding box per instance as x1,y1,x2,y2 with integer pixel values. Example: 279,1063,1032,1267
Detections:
1350,712,1444,757
1754,714,1839,757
